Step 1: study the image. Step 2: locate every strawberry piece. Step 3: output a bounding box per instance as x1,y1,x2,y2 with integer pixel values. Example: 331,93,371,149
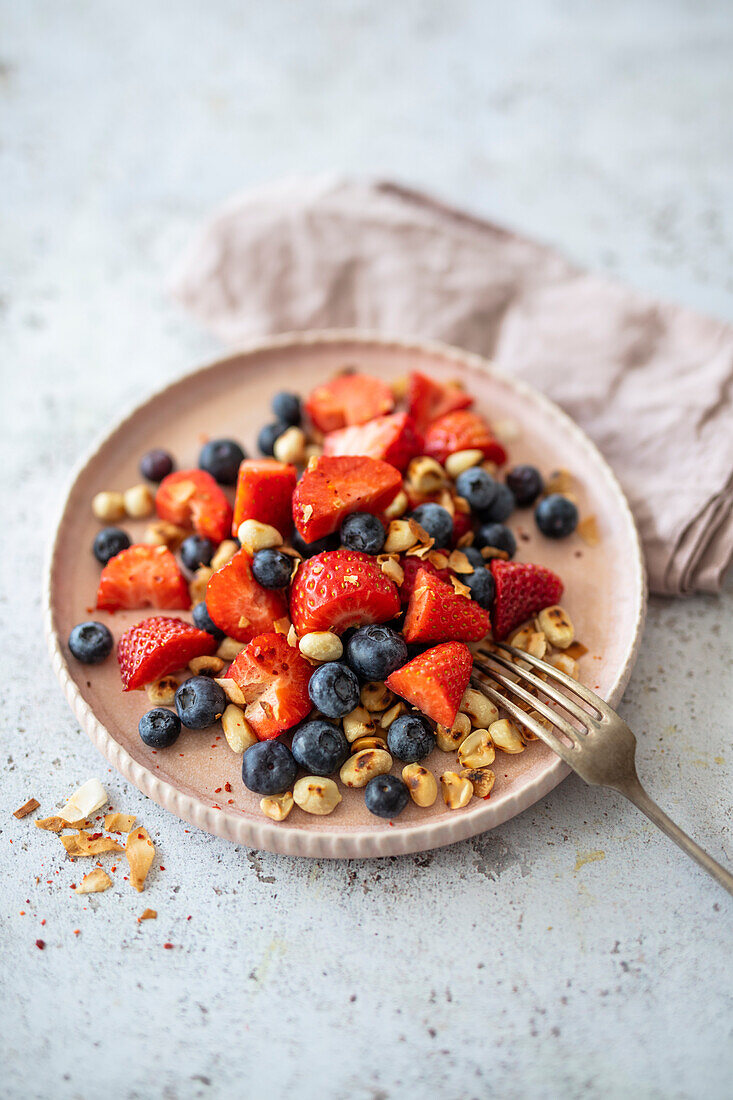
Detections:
407,371,473,434
117,616,216,691
205,549,288,643
232,459,297,538
386,641,472,727
228,632,313,740
403,567,490,643
423,411,507,467
322,413,423,473
96,544,190,612
292,455,402,542
398,556,451,606
290,549,401,635
490,560,563,641
155,469,233,544
305,372,394,432
451,511,473,546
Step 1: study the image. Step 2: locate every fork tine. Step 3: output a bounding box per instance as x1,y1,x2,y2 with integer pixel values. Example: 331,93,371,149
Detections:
474,650,597,728
471,678,577,766
495,641,611,718
470,666,584,745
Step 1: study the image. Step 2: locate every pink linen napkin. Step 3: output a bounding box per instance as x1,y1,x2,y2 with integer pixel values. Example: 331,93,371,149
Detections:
169,176,733,596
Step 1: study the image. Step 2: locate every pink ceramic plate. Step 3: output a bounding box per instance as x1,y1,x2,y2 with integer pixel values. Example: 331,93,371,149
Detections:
44,332,646,858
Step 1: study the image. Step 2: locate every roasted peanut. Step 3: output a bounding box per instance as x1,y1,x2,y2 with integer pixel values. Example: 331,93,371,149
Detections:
509,625,535,651
406,456,445,495
440,771,474,809
189,566,213,604
526,631,548,659
459,766,495,798
214,677,247,706
144,521,187,549
342,706,376,742
384,519,420,554
210,539,239,571
146,676,178,706
460,687,499,730
237,519,282,555
188,655,225,676
402,764,438,807
383,489,409,519
489,718,525,754
379,701,406,729
538,606,575,649
444,449,484,478
548,652,579,678
274,426,307,465
260,791,294,821
298,631,344,663
123,483,155,518
221,704,257,753
435,712,471,752
339,749,392,788
216,637,246,661
293,776,342,815
92,491,125,522
457,729,495,769
350,735,389,754
360,682,394,713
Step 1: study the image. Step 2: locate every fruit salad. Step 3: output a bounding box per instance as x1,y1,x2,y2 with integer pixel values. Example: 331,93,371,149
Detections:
68,369,587,825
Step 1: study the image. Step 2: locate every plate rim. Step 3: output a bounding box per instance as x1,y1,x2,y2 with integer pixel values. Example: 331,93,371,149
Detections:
43,329,648,858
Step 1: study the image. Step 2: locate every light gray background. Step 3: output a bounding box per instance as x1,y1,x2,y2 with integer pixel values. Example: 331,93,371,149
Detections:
2,3,732,1098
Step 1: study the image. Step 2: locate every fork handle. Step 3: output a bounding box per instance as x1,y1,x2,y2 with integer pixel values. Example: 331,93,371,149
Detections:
618,776,733,897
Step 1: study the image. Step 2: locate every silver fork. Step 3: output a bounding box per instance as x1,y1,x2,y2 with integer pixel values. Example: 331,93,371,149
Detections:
472,642,733,896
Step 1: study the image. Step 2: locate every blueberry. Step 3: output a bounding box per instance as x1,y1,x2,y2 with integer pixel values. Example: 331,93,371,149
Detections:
291,719,350,776
346,625,408,681
175,676,227,729
251,547,292,589
411,503,453,549
139,708,181,749
139,448,174,482
535,494,579,539
93,526,130,565
364,774,410,819
308,662,360,719
455,467,498,513
462,563,496,609
478,483,515,523
475,522,516,559
272,391,301,426
506,465,543,507
241,740,298,795
461,545,486,570
192,601,225,641
258,421,289,457
386,714,436,763
180,535,215,572
198,438,246,485
340,512,386,555
68,621,114,664
291,530,340,559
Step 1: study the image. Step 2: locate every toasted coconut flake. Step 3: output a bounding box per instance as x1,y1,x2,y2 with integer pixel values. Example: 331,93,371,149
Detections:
138,908,157,921
286,625,299,649
457,531,475,548
405,541,435,560
189,566,214,604
273,616,292,636
214,677,247,706
564,641,589,660
104,813,136,834
577,515,600,547
144,521,188,549
35,816,88,832
59,778,107,822
73,868,112,894
61,831,125,858
379,556,404,585
301,504,314,523
427,551,449,570
479,545,509,561
447,550,473,574
450,575,472,598
545,469,573,496
126,827,155,892
452,495,471,514
210,539,239,571
407,518,431,544
13,798,40,819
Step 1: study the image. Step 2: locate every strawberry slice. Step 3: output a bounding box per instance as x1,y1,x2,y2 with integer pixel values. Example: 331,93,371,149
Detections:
398,556,451,606
407,371,473,434
423,411,507,467
403,567,490,643
386,641,472,727
451,511,473,546
117,616,216,691
232,459,297,538
205,549,288,643
322,413,423,473
155,469,233,544
290,549,401,635
490,560,563,641
96,545,190,612
305,372,394,432
228,632,313,740
292,455,402,542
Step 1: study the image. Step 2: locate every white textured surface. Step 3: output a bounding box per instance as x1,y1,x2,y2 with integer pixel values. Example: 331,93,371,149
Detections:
2,3,732,1099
